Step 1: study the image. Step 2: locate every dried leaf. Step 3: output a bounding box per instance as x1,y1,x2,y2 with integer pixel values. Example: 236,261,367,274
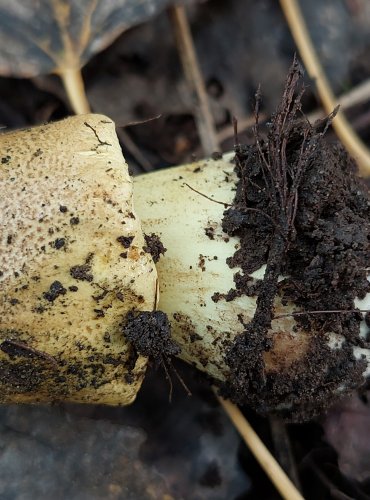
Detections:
0,0,174,78
0,0,181,113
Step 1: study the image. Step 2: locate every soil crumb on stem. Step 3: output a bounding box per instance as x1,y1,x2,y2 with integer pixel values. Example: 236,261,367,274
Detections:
219,58,370,420
143,233,167,263
122,311,183,398
123,311,180,363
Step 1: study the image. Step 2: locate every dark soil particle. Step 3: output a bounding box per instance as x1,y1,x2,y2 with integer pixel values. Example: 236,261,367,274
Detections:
70,255,94,282
69,216,80,225
123,311,180,364
94,309,105,318
219,60,370,420
143,233,167,263
43,281,67,302
0,359,45,393
117,235,134,248
190,333,203,342
124,372,135,384
70,263,93,282
211,151,223,161
33,305,46,314
53,238,65,249
204,226,215,240
198,254,206,272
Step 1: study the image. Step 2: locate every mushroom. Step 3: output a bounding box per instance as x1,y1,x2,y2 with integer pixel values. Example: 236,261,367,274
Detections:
1,113,370,419
0,114,157,404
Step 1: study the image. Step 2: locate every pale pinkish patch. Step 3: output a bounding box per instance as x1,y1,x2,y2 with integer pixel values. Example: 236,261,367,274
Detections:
323,392,370,483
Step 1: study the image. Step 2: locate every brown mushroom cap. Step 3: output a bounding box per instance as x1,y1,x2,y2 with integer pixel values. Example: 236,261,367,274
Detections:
0,114,157,404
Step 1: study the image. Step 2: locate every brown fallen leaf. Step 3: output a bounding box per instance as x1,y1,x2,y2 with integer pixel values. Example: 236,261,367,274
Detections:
0,0,182,113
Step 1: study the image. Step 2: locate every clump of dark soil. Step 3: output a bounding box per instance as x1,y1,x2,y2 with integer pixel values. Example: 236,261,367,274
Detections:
43,280,67,302
123,311,180,364
69,253,94,282
219,59,370,420
143,233,167,263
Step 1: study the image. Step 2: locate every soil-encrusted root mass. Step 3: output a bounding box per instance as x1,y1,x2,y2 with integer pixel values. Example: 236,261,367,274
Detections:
218,60,370,421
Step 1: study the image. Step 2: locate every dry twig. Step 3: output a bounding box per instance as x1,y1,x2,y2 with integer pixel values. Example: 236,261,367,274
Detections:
216,394,305,500
169,5,219,156
116,127,153,173
280,0,370,177
307,77,370,124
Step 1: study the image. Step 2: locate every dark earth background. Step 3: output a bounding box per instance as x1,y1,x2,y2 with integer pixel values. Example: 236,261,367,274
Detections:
1,0,370,498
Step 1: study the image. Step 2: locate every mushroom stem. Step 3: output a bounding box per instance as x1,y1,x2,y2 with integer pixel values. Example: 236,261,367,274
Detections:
134,156,370,376
133,155,370,416
134,154,254,381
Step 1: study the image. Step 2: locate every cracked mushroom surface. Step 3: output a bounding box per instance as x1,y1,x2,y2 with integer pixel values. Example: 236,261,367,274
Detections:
0,114,158,404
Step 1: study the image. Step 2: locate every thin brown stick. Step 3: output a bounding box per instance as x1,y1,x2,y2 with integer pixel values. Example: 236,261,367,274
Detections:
184,182,280,227
280,0,370,177
116,114,162,128
216,394,305,500
217,115,265,144
161,356,173,403
1,340,58,367
307,78,370,124
183,182,231,207
116,127,153,173
169,5,219,156
169,361,192,397
274,308,369,320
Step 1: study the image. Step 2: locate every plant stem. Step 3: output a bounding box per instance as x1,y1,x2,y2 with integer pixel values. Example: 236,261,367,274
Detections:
60,67,91,114
169,5,219,156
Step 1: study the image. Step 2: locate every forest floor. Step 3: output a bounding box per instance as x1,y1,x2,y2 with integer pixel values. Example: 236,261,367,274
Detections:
1,1,370,498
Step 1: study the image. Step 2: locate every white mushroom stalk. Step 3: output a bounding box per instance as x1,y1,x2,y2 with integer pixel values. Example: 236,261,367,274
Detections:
134,156,305,380
134,155,370,414
1,114,369,417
